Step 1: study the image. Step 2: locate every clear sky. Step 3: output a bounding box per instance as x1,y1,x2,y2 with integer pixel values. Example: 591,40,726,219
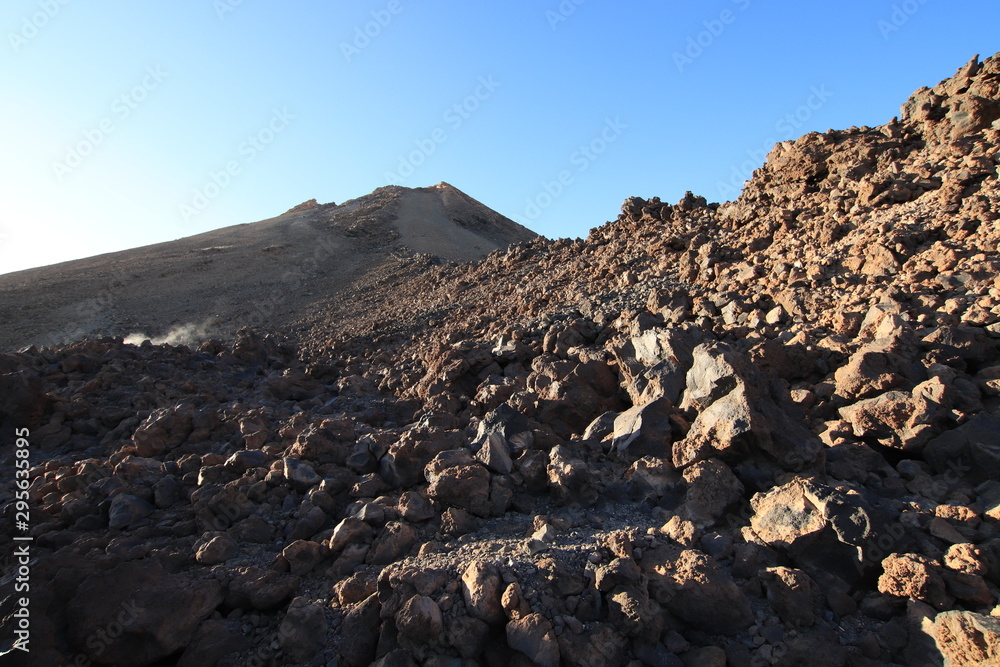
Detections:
2,1,998,275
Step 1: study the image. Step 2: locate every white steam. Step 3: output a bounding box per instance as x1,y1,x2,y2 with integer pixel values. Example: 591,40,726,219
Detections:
124,320,216,347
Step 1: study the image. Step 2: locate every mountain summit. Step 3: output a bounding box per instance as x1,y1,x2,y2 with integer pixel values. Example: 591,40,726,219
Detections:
0,183,536,350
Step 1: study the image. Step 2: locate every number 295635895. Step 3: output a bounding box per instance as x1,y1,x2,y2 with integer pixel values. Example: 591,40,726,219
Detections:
14,428,30,532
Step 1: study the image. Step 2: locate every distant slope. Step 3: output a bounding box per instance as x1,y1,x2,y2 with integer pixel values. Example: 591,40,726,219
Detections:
0,183,537,351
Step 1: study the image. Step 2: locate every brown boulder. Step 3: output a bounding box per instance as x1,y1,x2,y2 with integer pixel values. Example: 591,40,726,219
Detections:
760,566,817,628
643,546,752,635
176,619,250,667
282,539,326,575
366,521,417,566
878,553,954,610
462,560,505,625
339,594,381,667
834,330,923,401
226,566,299,611
750,478,887,585
132,403,197,457
557,623,628,667
395,595,443,643
678,458,744,528
934,610,1000,667
506,613,560,667
66,561,223,666
194,532,238,565
546,444,596,505
277,596,327,663
426,451,493,517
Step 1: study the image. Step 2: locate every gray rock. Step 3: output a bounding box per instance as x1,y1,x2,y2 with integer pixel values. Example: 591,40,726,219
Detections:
612,397,674,459
194,533,237,565
278,596,327,663
475,432,513,475
283,457,320,491
583,410,618,441
674,342,822,475
923,412,1000,484
108,493,154,530
750,478,891,586
615,326,701,405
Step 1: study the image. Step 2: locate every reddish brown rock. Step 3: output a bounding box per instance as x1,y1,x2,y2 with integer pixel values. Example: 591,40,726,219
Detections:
506,613,560,667
643,546,752,635
934,610,1000,667
878,553,954,611
462,560,505,625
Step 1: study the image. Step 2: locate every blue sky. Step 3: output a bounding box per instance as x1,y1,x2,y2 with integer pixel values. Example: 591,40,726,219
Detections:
2,1,998,274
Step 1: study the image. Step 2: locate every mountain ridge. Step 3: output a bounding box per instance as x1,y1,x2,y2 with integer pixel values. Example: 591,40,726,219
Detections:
0,182,537,351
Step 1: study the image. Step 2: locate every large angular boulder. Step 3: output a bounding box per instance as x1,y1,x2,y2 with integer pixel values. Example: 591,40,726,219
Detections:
65,561,223,666
614,325,701,405
642,545,753,635
506,613,560,667
547,445,596,505
923,412,1000,484
132,403,196,457
277,597,327,663
834,328,924,401
425,451,493,517
381,428,459,487
749,478,889,585
225,566,299,611
611,397,675,459
678,458,744,528
462,560,505,625
673,343,822,475
0,370,48,431
934,610,1000,666
839,383,948,453
339,594,381,667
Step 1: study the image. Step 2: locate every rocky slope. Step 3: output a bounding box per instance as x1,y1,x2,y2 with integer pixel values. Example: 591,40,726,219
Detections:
1,54,1000,666
0,182,536,352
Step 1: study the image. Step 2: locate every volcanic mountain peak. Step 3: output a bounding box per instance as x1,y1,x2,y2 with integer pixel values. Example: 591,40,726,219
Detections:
0,182,536,351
